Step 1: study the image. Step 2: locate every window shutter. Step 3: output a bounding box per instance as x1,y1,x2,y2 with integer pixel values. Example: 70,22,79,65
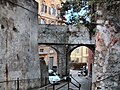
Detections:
45,5,47,13
49,7,51,15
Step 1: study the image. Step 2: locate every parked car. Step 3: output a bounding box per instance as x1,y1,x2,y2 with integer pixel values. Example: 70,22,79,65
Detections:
49,70,61,84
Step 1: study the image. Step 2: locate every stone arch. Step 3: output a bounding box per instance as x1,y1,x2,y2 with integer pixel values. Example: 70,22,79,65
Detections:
68,44,95,77
38,44,59,72
68,44,95,54
38,25,95,76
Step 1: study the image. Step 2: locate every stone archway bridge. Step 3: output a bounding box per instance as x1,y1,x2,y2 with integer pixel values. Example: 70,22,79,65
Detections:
38,24,95,76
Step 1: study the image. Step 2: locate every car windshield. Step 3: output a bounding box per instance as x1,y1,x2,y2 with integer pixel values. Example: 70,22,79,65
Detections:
49,73,56,76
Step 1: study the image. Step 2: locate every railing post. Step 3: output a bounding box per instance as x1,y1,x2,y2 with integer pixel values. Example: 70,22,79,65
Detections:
53,81,55,90
68,75,71,90
79,83,81,90
68,80,69,90
17,78,19,90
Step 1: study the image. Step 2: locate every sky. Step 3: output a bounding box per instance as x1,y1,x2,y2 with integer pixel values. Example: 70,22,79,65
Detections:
64,0,90,24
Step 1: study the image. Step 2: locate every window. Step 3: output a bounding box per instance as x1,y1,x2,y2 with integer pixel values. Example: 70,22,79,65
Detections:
49,7,51,14
40,49,44,52
51,7,56,16
86,48,88,54
49,5,56,16
40,19,46,24
49,72,56,76
41,4,47,13
50,50,54,53
76,49,79,53
41,4,44,12
45,5,47,13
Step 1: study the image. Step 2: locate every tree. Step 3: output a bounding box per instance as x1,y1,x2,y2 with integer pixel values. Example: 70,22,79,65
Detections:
60,0,97,39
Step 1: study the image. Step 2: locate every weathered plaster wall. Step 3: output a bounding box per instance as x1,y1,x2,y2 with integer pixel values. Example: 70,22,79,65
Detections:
0,0,40,89
92,2,120,90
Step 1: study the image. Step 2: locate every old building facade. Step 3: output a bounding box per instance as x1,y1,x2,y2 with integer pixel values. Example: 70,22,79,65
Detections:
38,45,58,70
35,0,65,25
70,46,89,63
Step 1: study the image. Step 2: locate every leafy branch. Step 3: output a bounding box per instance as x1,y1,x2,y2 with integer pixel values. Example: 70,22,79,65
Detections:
60,0,97,39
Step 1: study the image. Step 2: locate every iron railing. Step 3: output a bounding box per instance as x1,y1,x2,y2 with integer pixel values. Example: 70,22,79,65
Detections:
0,77,49,90
52,74,81,90
0,75,81,90
70,75,81,90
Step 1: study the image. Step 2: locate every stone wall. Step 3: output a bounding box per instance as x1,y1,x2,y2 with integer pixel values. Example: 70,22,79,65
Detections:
92,1,120,90
38,25,95,44
38,25,95,77
0,0,41,89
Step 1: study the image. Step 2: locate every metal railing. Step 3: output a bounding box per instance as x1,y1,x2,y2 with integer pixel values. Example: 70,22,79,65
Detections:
0,75,81,90
0,78,20,90
52,74,81,90
54,79,70,90
39,83,52,90
70,75,81,90
0,77,49,90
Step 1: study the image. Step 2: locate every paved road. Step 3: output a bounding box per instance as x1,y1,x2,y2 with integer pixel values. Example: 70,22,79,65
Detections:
46,69,92,90
70,69,92,90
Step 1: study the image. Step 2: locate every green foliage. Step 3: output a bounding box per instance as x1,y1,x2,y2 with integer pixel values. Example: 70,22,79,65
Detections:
60,0,97,24
60,0,97,39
